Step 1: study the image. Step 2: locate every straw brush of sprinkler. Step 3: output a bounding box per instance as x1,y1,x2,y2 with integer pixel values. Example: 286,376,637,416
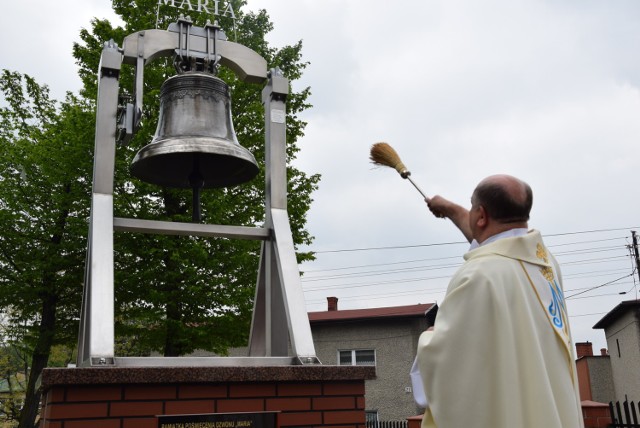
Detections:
369,142,429,199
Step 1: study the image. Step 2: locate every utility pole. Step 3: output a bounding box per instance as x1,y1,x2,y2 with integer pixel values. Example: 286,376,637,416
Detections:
631,231,640,286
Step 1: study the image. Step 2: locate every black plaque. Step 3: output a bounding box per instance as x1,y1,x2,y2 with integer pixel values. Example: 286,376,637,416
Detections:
158,412,278,428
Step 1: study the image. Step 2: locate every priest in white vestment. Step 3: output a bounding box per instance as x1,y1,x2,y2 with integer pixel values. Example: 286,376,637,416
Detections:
416,175,583,428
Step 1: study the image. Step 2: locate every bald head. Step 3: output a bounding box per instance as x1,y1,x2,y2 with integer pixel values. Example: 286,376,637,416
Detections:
471,175,533,224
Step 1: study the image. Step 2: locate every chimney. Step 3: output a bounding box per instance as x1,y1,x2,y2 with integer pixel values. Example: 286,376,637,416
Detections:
600,348,608,356
327,296,338,312
575,341,593,358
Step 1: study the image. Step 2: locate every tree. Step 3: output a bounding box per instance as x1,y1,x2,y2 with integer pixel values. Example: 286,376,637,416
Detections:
73,0,319,356
0,71,95,427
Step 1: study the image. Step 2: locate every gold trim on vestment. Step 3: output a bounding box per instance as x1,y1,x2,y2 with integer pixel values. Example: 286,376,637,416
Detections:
519,260,576,388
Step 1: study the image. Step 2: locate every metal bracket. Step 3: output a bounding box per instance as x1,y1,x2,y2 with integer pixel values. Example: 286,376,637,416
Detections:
173,15,193,72
116,32,144,145
203,20,222,73
268,68,288,102
170,16,226,74
133,32,145,134
91,357,116,366
296,356,322,365
116,94,134,145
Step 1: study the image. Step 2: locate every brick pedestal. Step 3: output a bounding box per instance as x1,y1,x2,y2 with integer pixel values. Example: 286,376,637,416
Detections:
38,366,375,428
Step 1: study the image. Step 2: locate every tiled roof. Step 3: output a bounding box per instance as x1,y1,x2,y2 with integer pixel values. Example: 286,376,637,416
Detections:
308,303,436,323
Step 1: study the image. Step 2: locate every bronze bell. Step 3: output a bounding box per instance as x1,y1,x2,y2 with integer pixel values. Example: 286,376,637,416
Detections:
131,71,259,190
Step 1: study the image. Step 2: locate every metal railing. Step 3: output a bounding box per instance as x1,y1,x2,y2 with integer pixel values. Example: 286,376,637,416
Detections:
609,398,640,427
366,421,408,428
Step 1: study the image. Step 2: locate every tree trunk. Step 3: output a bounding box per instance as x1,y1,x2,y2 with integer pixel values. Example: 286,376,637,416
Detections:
18,291,57,428
162,190,188,357
162,238,186,357
163,299,183,357
19,186,69,428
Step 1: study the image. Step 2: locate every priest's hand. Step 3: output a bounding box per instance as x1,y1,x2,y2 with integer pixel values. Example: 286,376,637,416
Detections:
425,196,473,243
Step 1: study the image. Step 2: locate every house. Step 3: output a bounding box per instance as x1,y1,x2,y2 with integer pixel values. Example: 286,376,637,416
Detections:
0,371,25,424
593,299,640,401
574,341,615,403
308,297,437,421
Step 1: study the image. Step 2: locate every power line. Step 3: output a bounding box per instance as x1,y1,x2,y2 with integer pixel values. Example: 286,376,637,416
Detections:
559,255,629,266
301,254,462,273
566,292,630,301
304,244,627,275
303,255,628,283
307,228,639,254
553,245,628,256
565,271,635,299
300,229,638,305
312,240,467,254
546,227,640,237
306,287,445,305
305,244,628,278
301,262,461,282
569,311,607,318
547,237,626,247
563,269,630,280
303,275,451,292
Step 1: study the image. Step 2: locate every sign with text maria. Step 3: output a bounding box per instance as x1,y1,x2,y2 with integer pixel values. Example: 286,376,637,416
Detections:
158,0,238,19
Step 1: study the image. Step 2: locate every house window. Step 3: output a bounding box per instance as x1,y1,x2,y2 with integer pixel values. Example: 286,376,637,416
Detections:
338,349,376,366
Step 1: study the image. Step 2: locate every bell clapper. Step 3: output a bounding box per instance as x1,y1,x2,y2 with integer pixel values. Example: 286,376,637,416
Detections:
189,158,205,222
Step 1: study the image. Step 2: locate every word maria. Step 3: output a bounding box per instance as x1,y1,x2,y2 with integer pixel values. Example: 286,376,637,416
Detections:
158,0,237,19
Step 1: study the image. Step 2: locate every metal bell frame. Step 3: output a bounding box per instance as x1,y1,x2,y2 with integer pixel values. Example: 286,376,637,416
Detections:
77,17,319,367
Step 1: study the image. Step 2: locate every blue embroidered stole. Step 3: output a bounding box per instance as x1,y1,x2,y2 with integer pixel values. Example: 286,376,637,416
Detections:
520,243,572,358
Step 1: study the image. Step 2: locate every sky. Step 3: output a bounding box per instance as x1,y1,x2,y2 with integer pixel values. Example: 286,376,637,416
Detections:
3,0,640,353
